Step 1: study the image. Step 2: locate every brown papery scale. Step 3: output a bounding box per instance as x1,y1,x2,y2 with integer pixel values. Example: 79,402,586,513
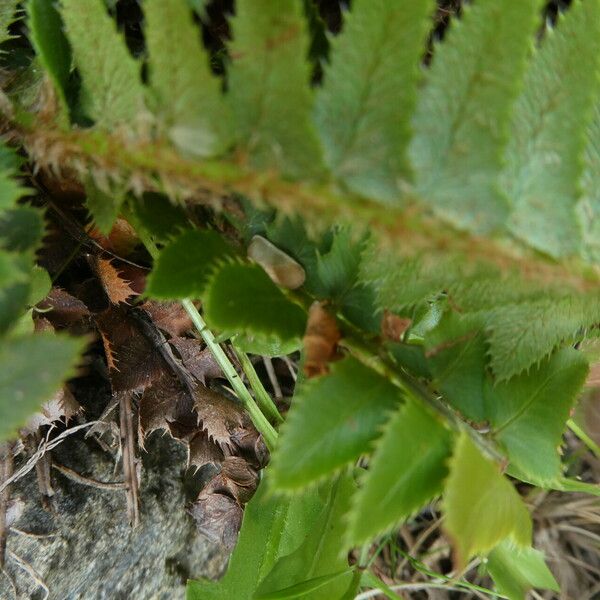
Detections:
381,310,412,342
303,301,341,378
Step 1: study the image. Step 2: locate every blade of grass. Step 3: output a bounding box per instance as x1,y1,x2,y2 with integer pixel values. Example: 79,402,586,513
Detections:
181,298,278,450
126,207,278,450
230,345,283,425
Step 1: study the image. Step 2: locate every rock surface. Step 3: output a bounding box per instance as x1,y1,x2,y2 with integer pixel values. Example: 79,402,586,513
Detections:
0,418,229,599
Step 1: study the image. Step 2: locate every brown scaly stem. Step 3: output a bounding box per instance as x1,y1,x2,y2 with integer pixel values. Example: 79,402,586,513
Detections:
10,120,600,293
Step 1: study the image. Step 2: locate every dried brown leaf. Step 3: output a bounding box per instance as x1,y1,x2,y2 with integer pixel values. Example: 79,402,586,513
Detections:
94,258,137,304
138,375,194,438
200,470,253,505
381,310,412,342
303,301,341,378
194,387,246,449
37,288,90,328
33,316,54,333
230,427,269,469
170,337,223,384
87,217,139,256
221,456,259,491
190,492,242,550
188,430,224,472
95,306,167,392
23,387,81,434
99,329,118,371
141,301,193,337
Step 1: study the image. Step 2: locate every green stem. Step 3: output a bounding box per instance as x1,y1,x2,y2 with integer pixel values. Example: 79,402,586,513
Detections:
182,299,278,450
229,345,283,424
125,207,278,450
568,418,600,457
340,335,504,462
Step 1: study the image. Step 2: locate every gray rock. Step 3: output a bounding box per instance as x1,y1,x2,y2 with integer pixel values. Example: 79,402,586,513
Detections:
0,430,230,600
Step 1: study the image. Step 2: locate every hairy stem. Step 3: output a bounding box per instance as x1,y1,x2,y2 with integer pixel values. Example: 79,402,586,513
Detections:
15,122,600,293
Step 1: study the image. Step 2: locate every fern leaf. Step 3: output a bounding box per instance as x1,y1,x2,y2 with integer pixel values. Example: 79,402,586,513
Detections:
487,540,559,600
0,167,27,212
0,333,85,440
347,399,452,545
60,0,145,128
314,0,435,203
144,0,232,157
146,229,236,299
129,193,190,243
227,0,324,178
485,295,600,381
485,348,588,483
425,312,488,421
27,0,71,124
503,0,600,258
0,206,45,254
270,357,403,491
362,251,455,314
204,262,307,344
579,103,600,263
0,0,19,45
411,0,541,233
84,178,124,236
443,433,532,568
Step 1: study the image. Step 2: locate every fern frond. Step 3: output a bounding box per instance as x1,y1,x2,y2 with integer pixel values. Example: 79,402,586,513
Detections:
579,102,600,263
485,294,600,381
144,0,232,157
503,0,600,258
411,0,541,233
0,0,19,45
60,0,146,128
315,0,435,202
228,0,324,179
27,0,71,123
485,348,588,482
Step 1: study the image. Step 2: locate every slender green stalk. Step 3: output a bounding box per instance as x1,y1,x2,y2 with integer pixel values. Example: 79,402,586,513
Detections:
568,419,600,457
125,206,278,449
229,345,283,424
339,336,504,463
181,299,278,449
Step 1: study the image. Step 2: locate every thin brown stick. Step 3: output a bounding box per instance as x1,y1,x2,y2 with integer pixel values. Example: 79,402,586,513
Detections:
0,443,14,568
32,432,54,511
118,392,140,527
0,422,100,494
52,463,127,491
130,307,196,398
7,550,49,600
